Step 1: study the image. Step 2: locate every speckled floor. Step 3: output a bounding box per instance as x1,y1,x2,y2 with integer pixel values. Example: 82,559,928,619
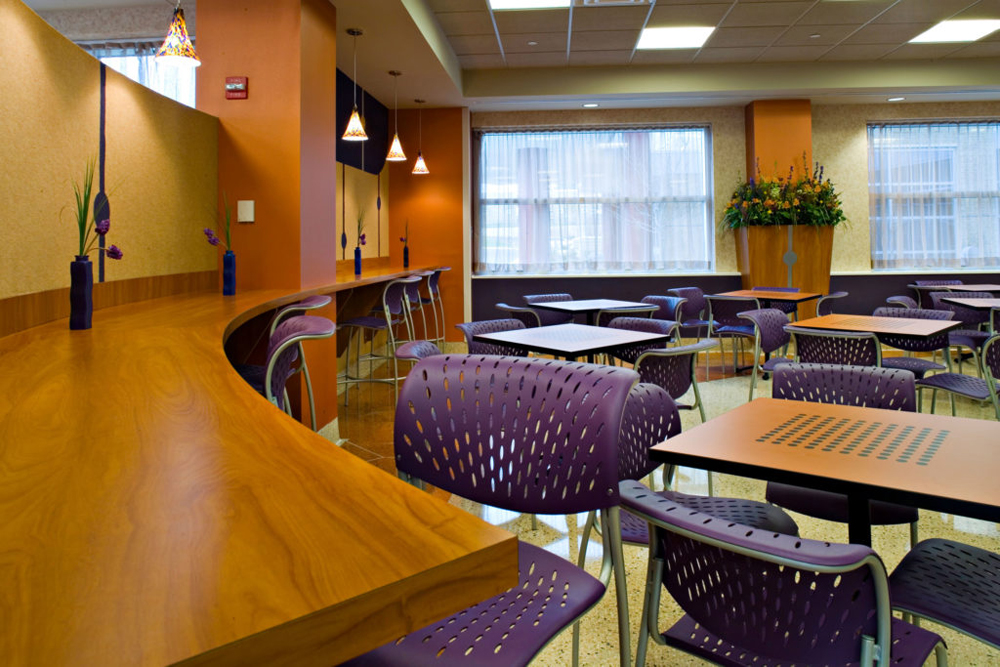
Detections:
334,352,1000,666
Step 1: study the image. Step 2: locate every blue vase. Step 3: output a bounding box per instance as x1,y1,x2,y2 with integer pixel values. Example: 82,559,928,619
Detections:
223,250,236,296
69,255,93,330
354,246,362,275
403,245,409,268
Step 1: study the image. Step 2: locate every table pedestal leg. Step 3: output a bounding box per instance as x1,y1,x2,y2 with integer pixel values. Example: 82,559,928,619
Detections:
847,494,872,546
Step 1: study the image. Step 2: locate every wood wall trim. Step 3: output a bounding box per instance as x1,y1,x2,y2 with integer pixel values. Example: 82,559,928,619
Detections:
0,270,216,338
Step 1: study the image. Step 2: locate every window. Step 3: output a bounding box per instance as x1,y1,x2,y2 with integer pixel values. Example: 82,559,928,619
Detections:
868,122,1000,269
79,41,196,108
474,126,714,275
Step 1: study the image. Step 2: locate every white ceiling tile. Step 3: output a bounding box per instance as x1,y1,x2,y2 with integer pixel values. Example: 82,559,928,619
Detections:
873,0,981,24
881,43,970,60
458,54,508,69
819,43,896,61
493,9,570,33
569,50,632,66
721,2,815,28
797,1,894,26
426,0,475,11
449,34,503,55
630,49,699,64
945,40,1000,57
436,11,496,36
707,25,787,47
646,3,732,27
503,32,567,53
504,51,571,67
571,30,639,51
571,6,650,31
844,22,928,45
754,44,832,62
775,24,856,46
693,46,767,63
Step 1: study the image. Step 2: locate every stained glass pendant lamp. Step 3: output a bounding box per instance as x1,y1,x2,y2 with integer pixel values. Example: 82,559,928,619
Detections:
386,71,406,161
343,28,368,141
155,1,200,67
412,99,429,175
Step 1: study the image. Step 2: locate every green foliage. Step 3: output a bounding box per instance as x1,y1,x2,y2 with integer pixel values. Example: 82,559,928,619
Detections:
722,155,846,229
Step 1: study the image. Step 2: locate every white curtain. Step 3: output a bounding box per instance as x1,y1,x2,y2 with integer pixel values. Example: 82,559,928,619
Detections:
81,41,197,109
868,122,1000,269
475,127,714,275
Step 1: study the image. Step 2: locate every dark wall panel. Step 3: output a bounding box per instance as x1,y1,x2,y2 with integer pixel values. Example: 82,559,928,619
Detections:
336,68,387,175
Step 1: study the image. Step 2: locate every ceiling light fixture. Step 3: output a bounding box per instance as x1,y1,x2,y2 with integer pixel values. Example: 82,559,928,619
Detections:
887,97,906,102
637,26,715,50
386,71,407,162
154,1,200,67
412,100,429,175
342,28,368,141
582,103,599,108
910,19,1000,43
489,0,571,9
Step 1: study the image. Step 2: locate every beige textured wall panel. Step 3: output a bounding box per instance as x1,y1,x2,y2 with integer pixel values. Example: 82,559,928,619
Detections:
812,101,1000,273
472,107,746,274
336,163,390,260
1,0,217,301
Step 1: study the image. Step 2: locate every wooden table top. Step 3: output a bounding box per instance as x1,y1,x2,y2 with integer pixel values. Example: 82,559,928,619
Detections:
528,298,650,313
0,277,516,666
940,297,1000,310
792,313,961,337
717,289,822,302
651,398,1000,527
473,322,670,358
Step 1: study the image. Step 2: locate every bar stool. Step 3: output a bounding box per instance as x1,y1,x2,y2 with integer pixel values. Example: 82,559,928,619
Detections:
425,267,451,347
404,272,433,342
264,315,336,428
339,275,420,404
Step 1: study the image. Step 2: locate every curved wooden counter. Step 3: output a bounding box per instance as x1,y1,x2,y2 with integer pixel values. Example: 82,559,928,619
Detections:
0,277,516,666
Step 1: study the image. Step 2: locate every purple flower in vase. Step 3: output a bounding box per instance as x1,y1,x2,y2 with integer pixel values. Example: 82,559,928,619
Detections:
204,228,222,246
106,245,123,260
359,233,366,246
96,218,110,236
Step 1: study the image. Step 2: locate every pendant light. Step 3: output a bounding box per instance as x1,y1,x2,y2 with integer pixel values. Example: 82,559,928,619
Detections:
155,1,200,67
342,28,368,141
412,99,429,175
385,71,406,162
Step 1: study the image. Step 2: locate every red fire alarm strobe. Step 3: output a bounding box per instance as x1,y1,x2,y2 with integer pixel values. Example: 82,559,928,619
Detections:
225,76,248,100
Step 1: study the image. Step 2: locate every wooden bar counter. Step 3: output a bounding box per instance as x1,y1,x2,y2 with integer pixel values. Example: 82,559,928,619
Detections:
0,270,516,666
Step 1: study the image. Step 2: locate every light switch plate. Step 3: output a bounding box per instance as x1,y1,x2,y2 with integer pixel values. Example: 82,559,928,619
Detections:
237,200,254,223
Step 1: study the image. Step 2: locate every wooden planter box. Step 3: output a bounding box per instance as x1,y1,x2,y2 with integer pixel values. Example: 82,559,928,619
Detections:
734,225,834,319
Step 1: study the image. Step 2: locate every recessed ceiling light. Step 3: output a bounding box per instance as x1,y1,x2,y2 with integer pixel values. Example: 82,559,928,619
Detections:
809,33,821,39
637,26,715,50
488,0,570,10
582,103,599,108
910,19,1000,43
887,97,905,102
527,41,539,46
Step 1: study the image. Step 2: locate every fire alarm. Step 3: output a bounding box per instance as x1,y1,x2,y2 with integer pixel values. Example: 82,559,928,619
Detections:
225,76,248,100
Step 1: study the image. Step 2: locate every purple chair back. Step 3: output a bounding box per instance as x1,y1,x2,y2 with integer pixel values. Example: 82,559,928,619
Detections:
707,295,758,328
495,301,541,328
817,290,849,316
455,319,528,356
596,305,657,327
620,485,894,663
641,295,685,322
632,339,716,403
606,317,673,363
993,306,1000,334
427,267,450,298
985,334,1000,384
738,308,791,355
913,280,962,308
394,339,442,362
617,384,681,481
887,295,918,309
929,291,992,327
523,293,574,326
872,307,953,352
753,285,799,314
266,315,335,409
667,287,706,323
395,355,636,514
787,326,882,366
381,278,411,317
772,363,916,411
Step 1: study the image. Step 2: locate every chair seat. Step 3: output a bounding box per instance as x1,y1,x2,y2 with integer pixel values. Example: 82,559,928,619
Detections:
620,489,799,545
680,318,715,329
715,324,754,337
341,315,391,330
341,541,606,667
760,356,793,372
950,329,990,349
881,356,945,379
916,372,993,401
889,538,1000,649
662,614,944,667
766,482,918,525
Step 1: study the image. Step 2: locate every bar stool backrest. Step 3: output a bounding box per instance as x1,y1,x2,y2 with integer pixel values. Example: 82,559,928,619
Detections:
265,315,335,409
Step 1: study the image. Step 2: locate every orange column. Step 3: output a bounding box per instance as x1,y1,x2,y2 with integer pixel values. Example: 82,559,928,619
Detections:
388,107,466,343
745,99,812,180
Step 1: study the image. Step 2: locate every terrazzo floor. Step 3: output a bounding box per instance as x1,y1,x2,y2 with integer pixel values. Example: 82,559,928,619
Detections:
332,352,1000,666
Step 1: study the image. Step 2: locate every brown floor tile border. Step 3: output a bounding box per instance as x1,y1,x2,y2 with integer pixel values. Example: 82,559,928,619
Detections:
0,270,217,337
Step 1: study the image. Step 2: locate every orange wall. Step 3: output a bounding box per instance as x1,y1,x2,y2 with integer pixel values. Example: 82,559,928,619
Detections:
388,107,466,343
745,99,812,180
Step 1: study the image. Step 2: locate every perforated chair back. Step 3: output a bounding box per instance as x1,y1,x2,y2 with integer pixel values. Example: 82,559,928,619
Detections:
872,307,953,353
739,308,792,356
913,279,962,308
787,326,882,366
706,295,759,329
606,317,674,364
753,285,799,315
617,383,682,482
495,301,541,328
817,290,849,316
265,315,335,411
887,295,919,309
929,290,992,327
268,294,332,337
523,293,575,326
619,486,945,666
629,340,717,422
992,306,1000,334
394,339,442,362
596,304,657,327
455,318,528,356
985,334,1000,415
667,287,706,321
641,295,685,323
772,363,917,411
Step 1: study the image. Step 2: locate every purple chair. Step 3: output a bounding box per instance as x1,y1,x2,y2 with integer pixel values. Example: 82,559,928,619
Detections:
890,538,1000,652
394,339,442,362
640,295,686,328
993,306,1000,334
606,317,674,366
262,315,335,428
344,355,638,667
872,306,952,380
752,285,799,318
915,333,1000,418
738,308,794,401
705,295,759,375
523,292,574,326
596,304,657,327
930,290,992,376
786,325,882,366
403,272,432,341
913,279,962,309
887,295,919,309
765,363,921,546
817,290,849,315
627,339,718,422
455,318,528,356
424,267,451,346
620,484,947,667
667,287,713,338
495,301,541,328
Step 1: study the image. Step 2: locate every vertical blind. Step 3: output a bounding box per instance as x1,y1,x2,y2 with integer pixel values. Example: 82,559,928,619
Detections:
868,121,1000,269
474,126,714,275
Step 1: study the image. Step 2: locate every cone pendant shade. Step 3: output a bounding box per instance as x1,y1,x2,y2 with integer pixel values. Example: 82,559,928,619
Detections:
412,151,429,174
155,6,200,67
343,107,367,141
386,133,406,161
